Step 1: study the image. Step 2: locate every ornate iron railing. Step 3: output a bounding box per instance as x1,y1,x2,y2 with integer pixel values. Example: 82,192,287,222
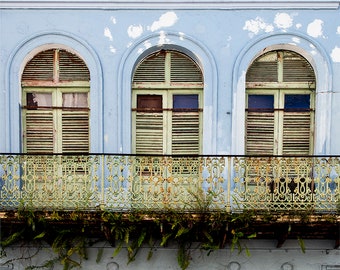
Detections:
0,154,339,212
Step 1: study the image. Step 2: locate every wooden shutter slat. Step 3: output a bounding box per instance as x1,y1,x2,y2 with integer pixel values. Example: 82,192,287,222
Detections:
172,112,200,154
246,51,278,82
22,49,54,81
283,51,315,82
25,110,54,153
136,112,163,154
133,53,165,83
282,112,311,155
170,52,202,83
246,111,275,155
246,61,278,82
59,50,90,81
62,110,89,153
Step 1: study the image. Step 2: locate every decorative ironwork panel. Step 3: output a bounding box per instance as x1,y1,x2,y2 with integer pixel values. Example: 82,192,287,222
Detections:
103,155,132,210
20,155,99,209
129,156,203,211
313,157,340,211
0,154,338,212
201,156,229,210
232,156,339,212
0,155,21,208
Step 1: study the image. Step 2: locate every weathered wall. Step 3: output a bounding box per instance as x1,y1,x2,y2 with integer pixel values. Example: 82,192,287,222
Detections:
1,240,339,269
1,5,340,154
0,2,339,269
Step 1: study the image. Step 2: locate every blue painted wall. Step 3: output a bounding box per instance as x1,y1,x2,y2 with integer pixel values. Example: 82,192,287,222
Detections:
1,4,340,154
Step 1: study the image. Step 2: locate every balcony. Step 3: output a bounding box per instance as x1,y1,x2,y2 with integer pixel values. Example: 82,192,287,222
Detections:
0,154,339,213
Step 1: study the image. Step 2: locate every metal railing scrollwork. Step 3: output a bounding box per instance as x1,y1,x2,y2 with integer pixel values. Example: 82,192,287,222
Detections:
0,154,339,213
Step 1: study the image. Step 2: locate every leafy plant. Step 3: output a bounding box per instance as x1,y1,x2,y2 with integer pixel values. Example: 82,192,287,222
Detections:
2,202,319,270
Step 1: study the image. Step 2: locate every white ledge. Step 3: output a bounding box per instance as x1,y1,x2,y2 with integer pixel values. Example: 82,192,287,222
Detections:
0,0,339,9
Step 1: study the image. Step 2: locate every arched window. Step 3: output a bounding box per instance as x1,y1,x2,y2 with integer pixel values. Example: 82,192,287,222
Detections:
132,50,203,155
245,50,315,155
22,49,90,153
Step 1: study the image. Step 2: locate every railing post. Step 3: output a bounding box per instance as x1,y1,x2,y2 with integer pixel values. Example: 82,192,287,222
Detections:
226,156,231,213
100,154,105,209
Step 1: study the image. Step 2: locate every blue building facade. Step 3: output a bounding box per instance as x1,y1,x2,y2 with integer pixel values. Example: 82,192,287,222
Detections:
0,1,339,269
1,1,339,155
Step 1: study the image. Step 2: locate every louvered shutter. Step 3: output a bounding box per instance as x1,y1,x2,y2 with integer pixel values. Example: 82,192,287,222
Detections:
170,52,203,83
246,52,278,83
133,50,203,155
172,94,200,155
22,49,54,81
135,95,163,154
62,110,89,153
61,92,89,153
246,50,315,155
24,110,54,153
283,51,315,82
133,52,166,83
246,95,275,155
282,111,311,155
246,111,275,155
282,94,312,155
172,111,200,154
22,49,90,154
59,50,90,81
136,112,164,154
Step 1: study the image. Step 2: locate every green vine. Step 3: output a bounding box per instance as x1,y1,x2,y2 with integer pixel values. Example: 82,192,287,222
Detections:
0,192,332,270
0,208,93,270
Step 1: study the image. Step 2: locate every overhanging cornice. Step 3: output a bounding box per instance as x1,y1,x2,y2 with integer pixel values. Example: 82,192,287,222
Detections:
0,0,339,9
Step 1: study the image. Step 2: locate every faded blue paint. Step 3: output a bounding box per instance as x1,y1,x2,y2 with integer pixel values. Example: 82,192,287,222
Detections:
1,6,340,154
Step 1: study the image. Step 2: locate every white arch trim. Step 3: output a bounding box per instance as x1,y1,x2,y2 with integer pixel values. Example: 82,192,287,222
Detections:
232,33,332,155
6,31,103,153
117,31,218,154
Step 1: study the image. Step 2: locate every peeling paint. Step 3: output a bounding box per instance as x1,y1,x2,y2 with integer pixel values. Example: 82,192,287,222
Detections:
274,13,293,29
179,32,185,40
337,26,340,35
127,24,143,39
309,42,316,55
307,19,324,38
158,31,170,45
144,40,152,49
331,46,340,62
149,11,178,32
109,45,116,53
292,37,300,43
104,27,113,41
110,16,117,24
136,41,151,55
243,17,273,36
296,23,302,29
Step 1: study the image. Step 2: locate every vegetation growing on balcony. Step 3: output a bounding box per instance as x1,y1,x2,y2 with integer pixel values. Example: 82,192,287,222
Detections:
0,189,339,270
0,154,339,269
0,208,263,270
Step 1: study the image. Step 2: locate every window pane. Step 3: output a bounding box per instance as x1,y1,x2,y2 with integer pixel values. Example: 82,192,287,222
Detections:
63,93,88,108
173,95,198,109
284,94,310,110
137,95,162,109
248,95,274,110
26,93,52,107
